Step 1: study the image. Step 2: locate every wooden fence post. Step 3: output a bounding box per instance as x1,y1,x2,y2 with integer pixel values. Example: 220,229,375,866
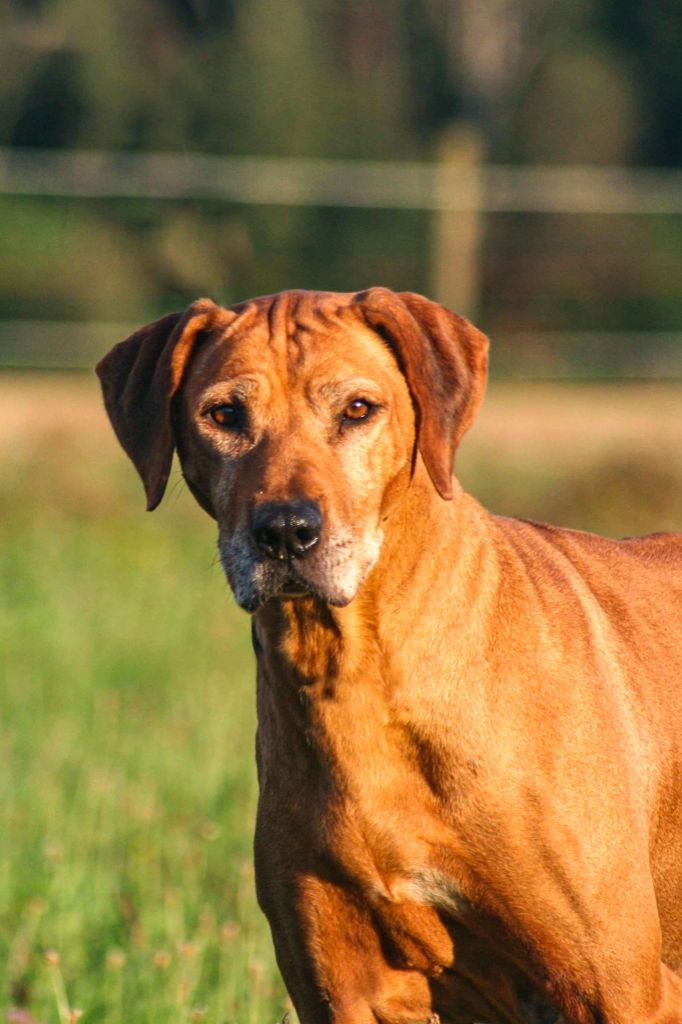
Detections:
431,123,484,319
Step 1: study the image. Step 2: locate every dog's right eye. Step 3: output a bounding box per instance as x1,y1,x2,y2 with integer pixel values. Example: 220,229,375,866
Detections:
208,402,243,430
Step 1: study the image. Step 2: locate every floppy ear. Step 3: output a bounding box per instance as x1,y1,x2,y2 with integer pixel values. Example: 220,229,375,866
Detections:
353,288,488,500
96,298,227,511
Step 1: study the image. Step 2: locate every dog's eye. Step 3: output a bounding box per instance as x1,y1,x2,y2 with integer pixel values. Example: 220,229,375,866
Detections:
342,399,373,423
208,402,243,429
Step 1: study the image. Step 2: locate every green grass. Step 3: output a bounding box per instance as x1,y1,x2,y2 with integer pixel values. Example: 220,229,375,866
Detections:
0,451,287,1023
0,376,680,1022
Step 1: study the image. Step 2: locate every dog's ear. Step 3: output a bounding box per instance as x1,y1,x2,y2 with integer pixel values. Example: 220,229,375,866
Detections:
96,298,228,511
353,288,489,500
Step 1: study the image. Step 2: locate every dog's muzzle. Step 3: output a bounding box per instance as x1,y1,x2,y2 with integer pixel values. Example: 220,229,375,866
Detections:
219,499,380,613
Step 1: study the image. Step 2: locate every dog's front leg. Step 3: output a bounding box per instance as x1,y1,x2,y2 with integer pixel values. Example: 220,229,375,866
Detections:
253,843,439,1024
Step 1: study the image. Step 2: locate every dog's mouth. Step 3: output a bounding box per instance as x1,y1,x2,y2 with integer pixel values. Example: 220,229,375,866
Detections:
233,556,319,612
219,528,376,613
271,558,351,605
277,569,313,599
248,557,353,612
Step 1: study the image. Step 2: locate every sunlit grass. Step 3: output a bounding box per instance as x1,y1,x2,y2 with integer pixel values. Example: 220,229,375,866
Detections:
0,451,287,1022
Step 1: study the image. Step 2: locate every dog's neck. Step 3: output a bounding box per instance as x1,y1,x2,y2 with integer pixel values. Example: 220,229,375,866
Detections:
252,459,496,711
251,461,498,896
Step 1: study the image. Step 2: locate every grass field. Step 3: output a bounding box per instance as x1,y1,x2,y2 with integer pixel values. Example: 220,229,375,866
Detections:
0,373,680,1023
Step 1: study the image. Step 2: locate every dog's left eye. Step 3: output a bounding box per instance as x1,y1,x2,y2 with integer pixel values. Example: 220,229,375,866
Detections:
208,402,243,429
342,399,373,423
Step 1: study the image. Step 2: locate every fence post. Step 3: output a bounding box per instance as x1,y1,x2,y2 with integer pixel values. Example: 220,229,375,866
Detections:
431,123,484,319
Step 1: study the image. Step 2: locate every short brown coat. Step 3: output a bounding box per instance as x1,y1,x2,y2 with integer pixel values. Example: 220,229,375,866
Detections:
98,288,682,1024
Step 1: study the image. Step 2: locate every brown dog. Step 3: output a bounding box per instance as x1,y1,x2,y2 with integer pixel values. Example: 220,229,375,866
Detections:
97,288,682,1024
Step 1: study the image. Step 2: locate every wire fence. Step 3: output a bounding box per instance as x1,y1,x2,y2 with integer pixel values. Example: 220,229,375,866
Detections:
2,147,682,214
0,148,681,376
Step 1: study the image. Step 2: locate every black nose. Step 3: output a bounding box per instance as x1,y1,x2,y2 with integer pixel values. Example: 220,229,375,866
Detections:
251,501,322,561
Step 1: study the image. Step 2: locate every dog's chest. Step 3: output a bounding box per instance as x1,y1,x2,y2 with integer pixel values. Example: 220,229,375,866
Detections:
257,661,566,1024
304,692,483,911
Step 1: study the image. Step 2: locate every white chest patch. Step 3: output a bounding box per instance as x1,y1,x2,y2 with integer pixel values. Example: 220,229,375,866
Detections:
389,867,469,918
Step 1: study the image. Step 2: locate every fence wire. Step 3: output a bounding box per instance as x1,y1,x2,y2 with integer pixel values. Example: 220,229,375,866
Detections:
2,147,682,214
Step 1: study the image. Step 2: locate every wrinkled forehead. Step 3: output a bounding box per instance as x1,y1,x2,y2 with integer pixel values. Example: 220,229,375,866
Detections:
183,290,402,396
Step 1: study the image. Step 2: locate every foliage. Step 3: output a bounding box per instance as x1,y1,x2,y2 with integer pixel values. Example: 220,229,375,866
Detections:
0,0,681,356
3,0,681,165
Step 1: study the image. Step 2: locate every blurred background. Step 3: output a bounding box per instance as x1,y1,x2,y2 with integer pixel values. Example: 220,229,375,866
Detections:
0,1,680,1021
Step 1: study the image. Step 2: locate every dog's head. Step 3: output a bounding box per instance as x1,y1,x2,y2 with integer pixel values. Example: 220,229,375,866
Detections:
97,288,487,611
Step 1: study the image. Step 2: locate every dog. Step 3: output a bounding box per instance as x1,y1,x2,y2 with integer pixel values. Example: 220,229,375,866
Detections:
97,288,682,1024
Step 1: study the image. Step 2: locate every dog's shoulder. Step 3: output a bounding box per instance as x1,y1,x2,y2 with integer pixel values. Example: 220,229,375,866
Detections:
492,514,682,634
